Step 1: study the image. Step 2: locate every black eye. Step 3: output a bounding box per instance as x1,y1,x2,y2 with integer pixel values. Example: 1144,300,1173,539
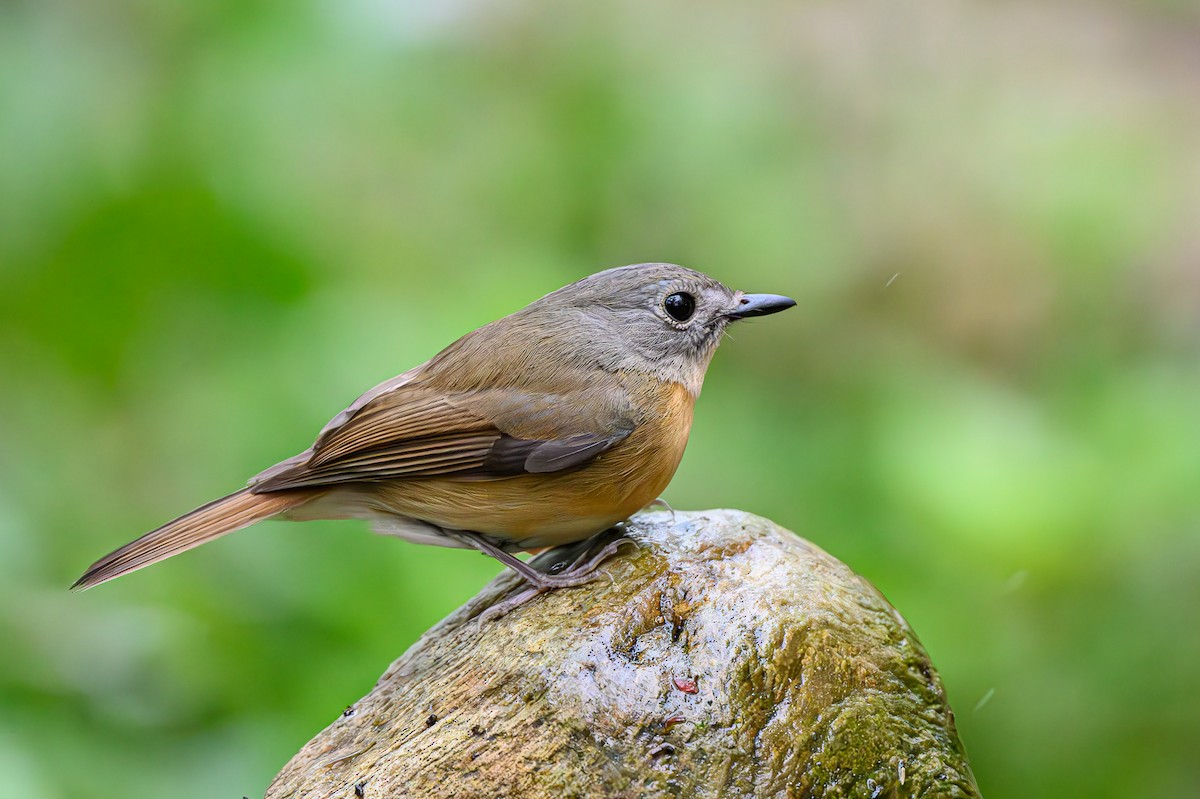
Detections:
664,292,696,322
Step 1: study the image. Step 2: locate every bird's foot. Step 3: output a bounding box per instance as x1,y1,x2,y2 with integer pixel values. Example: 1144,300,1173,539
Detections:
530,531,635,589
462,528,638,624
645,497,677,523
475,586,543,626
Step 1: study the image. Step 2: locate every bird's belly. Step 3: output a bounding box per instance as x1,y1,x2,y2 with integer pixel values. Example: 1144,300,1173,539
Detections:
367,462,668,549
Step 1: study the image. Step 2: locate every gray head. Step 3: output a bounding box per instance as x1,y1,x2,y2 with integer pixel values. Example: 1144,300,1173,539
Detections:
521,262,795,394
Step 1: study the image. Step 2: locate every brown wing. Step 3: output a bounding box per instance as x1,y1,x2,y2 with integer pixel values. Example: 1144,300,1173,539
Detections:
249,382,637,492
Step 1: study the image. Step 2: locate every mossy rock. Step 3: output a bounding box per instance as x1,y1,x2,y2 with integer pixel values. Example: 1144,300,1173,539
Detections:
267,510,980,798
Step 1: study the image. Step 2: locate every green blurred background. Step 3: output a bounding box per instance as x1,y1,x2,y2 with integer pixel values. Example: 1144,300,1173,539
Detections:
2,0,1198,796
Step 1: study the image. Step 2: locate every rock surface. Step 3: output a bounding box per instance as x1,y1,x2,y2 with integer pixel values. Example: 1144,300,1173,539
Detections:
266,510,980,798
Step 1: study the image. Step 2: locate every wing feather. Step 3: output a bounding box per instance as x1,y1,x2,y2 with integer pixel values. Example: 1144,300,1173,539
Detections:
310,396,488,466
250,379,638,493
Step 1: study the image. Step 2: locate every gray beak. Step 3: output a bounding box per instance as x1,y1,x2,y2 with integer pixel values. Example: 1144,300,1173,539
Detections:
727,293,796,320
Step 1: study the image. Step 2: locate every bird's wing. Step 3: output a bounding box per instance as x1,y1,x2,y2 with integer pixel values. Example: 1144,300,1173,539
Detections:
248,380,637,492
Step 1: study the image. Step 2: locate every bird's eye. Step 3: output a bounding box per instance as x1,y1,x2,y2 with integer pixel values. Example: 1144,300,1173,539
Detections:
663,292,696,322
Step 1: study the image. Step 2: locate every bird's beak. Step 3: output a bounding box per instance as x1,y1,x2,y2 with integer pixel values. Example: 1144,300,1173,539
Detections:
726,293,796,320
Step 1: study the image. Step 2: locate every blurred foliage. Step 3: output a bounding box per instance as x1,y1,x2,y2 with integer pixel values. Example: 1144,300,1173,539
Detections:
2,0,1199,797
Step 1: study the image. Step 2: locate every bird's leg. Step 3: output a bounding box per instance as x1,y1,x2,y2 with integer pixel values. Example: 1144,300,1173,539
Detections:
466,529,638,624
454,529,636,591
452,532,552,586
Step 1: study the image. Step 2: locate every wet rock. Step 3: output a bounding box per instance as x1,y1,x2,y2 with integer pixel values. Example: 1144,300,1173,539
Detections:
266,510,980,798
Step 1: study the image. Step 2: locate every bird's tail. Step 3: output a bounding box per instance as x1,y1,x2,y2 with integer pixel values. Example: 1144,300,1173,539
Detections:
72,488,309,590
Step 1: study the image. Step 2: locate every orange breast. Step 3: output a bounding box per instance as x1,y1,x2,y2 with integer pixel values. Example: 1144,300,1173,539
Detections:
366,378,695,548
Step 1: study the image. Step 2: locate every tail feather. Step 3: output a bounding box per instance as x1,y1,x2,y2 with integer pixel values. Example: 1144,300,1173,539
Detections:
73,488,308,590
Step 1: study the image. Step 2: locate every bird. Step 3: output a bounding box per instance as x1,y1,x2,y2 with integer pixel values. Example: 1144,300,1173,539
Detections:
73,263,795,603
